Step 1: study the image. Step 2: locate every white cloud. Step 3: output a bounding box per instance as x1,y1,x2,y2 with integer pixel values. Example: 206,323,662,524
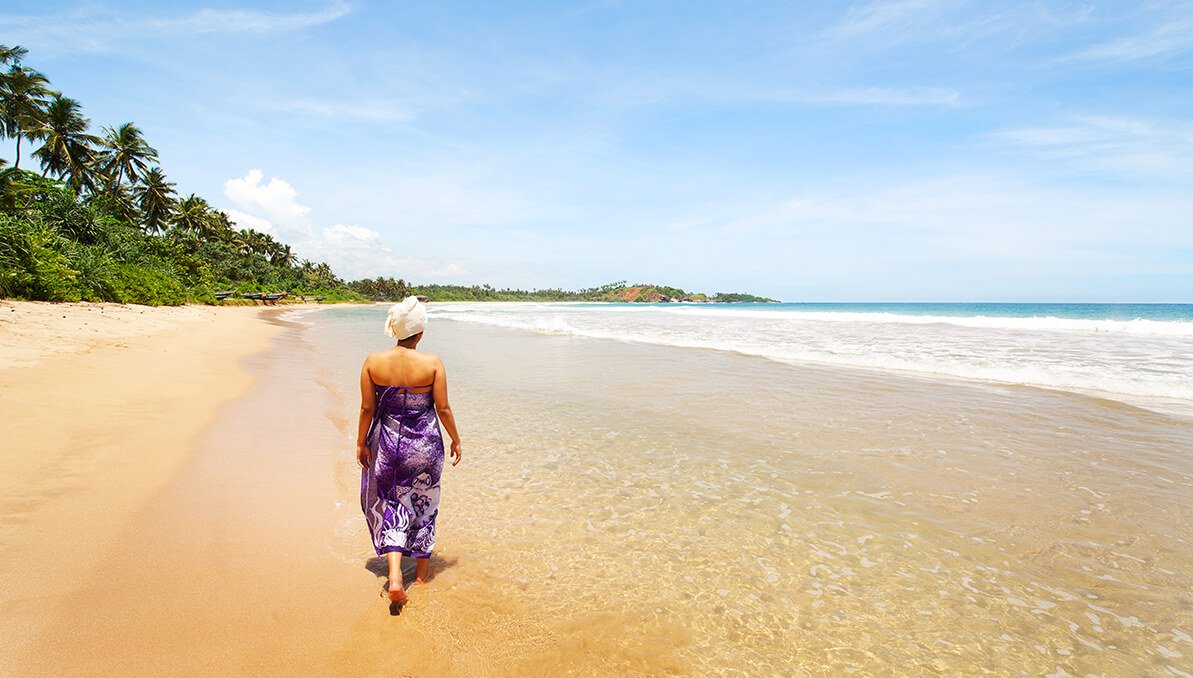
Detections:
219,169,464,281
223,169,313,240
223,208,274,234
323,223,380,244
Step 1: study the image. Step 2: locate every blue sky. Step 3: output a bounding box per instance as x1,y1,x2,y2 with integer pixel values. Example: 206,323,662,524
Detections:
2,1,1191,301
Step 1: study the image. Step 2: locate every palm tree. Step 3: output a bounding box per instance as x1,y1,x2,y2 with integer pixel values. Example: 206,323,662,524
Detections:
258,233,280,261
104,183,139,224
99,122,157,189
0,64,52,170
0,156,13,207
232,228,254,255
0,45,29,65
314,261,336,285
136,167,175,234
31,96,100,193
272,243,295,267
172,193,211,235
206,209,235,242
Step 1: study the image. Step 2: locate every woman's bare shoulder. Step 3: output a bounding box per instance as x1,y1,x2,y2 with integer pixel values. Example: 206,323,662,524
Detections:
362,350,391,367
417,351,443,365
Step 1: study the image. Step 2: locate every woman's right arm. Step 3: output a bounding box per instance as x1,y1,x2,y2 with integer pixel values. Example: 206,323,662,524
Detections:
432,357,462,466
356,358,376,468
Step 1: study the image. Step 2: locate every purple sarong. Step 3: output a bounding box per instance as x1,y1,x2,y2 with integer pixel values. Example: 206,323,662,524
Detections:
361,385,443,558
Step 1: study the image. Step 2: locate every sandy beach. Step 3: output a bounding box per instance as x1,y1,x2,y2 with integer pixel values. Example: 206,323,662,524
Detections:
4,302,1193,676
0,302,281,673
2,302,487,675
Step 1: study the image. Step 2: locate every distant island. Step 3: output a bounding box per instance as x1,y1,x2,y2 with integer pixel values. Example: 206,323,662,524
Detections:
351,279,778,303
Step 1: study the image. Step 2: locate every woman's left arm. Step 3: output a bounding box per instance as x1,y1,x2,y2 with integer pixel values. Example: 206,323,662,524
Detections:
356,358,376,468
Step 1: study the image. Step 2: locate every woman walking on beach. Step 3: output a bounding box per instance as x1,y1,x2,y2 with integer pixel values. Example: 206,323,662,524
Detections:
357,297,462,610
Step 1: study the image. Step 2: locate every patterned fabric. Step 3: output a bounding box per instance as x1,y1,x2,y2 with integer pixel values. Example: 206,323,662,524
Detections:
361,385,443,558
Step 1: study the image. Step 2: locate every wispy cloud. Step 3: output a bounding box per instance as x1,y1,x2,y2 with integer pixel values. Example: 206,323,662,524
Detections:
992,115,1193,178
150,3,351,34
667,174,1193,274
572,73,963,109
280,99,416,123
1066,10,1193,63
819,0,1094,54
0,2,351,53
826,0,952,43
772,86,961,107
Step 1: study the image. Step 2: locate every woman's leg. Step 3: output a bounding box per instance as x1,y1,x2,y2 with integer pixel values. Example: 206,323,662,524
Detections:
387,551,407,602
415,556,431,584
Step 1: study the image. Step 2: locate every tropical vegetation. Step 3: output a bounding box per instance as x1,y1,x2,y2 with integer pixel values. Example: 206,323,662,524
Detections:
0,44,360,305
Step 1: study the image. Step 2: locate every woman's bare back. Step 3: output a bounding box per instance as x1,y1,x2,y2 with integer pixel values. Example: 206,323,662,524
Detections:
365,348,440,392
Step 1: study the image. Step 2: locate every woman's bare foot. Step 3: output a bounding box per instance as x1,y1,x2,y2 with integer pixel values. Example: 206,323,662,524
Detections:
414,558,432,585
387,579,408,604
384,552,407,603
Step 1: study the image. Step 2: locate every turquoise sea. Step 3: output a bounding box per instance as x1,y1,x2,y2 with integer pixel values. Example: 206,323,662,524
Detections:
677,301,1193,322
420,301,1193,414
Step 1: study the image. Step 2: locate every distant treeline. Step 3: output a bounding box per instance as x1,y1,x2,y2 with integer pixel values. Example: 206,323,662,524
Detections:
351,278,777,303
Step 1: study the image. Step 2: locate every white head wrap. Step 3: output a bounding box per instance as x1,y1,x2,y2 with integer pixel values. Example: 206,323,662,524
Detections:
385,296,428,340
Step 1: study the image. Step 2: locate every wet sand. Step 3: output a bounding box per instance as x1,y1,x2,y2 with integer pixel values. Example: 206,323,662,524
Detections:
7,304,1193,675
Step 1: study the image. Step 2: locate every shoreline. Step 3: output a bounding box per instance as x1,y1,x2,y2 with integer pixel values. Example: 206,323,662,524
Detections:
4,302,1193,674
0,301,282,672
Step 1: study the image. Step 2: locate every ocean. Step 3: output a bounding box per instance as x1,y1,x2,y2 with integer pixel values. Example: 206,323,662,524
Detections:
426,302,1193,415
280,302,1193,674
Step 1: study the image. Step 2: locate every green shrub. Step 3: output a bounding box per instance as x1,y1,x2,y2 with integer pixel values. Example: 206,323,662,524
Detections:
0,216,81,301
0,215,31,297
110,263,186,306
185,282,216,304
67,242,118,301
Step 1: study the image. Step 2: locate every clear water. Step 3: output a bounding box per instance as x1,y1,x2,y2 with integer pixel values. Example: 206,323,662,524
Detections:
286,304,1193,674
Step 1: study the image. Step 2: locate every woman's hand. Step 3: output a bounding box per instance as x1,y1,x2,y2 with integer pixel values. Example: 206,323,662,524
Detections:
356,443,370,469
450,440,462,467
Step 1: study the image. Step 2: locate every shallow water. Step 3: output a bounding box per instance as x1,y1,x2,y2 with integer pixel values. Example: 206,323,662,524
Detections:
301,305,1193,675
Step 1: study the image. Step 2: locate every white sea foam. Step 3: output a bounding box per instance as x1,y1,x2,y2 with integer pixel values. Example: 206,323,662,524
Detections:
655,308,1193,337
429,303,1193,411
277,307,322,325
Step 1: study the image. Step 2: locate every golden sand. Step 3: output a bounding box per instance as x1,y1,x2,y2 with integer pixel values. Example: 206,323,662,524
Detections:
0,302,279,674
